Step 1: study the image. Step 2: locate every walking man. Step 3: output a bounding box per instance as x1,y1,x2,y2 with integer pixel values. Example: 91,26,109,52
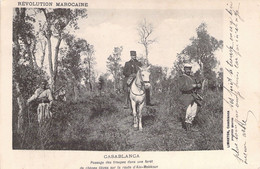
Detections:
27,80,53,124
123,51,154,109
178,63,201,131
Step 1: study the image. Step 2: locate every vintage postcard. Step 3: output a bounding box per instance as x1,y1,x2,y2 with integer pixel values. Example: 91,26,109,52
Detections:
0,0,259,168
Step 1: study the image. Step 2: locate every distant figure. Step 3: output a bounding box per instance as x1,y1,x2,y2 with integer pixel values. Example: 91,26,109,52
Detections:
178,63,201,132
27,80,53,124
123,51,154,109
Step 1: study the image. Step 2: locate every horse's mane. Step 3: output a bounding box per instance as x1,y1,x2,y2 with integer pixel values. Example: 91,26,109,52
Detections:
135,70,142,87
134,66,150,89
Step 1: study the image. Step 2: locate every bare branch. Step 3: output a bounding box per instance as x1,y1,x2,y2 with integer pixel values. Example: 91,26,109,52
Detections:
137,19,156,62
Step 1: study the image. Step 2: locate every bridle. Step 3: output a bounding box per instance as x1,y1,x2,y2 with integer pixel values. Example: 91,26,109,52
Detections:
130,70,150,96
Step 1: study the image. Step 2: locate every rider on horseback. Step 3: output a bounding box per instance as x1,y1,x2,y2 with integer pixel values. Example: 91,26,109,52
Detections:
123,50,155,109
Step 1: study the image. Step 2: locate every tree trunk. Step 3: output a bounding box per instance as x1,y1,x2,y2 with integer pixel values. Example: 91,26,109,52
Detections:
114,71,117,91
15,82,25,134
42,8,54,90
53,37,62,91
73,82,79,102
145,44,149,63
13,8,25,134
24,39,34,68
13,9,21,66
88,60,92,91
46,37,54,90
200,62,204,78
114,79,116,91
32,38,38,68
40,41,47,69
199,61,206,91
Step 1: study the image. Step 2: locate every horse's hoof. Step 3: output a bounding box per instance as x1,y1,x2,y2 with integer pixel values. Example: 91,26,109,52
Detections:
134,124,138,128
139,128,143,131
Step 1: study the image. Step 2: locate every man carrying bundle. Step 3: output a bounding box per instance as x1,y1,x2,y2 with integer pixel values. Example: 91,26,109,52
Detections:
26,80,53,125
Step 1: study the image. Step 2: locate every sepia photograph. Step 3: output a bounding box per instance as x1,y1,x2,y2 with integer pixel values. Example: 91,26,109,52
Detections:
2,0,260,169
12,7,223,151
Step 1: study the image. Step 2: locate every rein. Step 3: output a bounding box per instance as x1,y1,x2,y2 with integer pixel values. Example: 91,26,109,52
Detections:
130,81,145,96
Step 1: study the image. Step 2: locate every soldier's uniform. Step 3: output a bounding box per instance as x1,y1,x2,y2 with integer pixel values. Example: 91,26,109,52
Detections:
27,81,53,124
123,51,154,108
123,56,142,88
179,74,196,107
178,64,200,131
123,51,142,108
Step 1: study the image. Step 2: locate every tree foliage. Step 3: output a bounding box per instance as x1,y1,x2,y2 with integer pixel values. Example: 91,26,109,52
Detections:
13,8,47,134
149,65,168,93
39,8,88,90
106,46,123,91
82,45,96,91
13,8,38,68
12,7,90,139
58,35,94,101
173,23,223,90
60,35,86,79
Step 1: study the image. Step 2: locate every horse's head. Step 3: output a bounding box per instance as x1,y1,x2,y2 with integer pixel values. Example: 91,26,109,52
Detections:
138,66,151,89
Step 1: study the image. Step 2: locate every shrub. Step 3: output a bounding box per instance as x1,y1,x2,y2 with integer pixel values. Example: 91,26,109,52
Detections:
89,95,118,119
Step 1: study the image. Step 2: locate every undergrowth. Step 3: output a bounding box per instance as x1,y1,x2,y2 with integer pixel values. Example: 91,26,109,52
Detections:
13,89,223,151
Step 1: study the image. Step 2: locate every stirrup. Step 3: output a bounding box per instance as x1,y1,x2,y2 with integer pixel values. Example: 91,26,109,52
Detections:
124,105,130,109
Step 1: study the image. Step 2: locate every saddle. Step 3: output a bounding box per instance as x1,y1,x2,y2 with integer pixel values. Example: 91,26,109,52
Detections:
127,74,136,86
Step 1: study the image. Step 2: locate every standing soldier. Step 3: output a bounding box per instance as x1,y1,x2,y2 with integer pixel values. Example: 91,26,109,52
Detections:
178,63,201,131
123,50,154,109
26,80,53,125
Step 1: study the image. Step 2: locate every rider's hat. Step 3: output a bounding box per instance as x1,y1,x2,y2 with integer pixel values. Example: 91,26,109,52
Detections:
130,51,136,56
184,63,192,68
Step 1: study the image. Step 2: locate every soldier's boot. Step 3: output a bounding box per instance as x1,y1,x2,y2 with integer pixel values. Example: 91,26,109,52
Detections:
124,101,130,109
145,89,155,106
185,122,191,131
124,92,130,109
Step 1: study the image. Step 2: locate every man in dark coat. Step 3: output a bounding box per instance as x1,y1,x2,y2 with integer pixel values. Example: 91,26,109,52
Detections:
178,63,201,131
123,51,154,109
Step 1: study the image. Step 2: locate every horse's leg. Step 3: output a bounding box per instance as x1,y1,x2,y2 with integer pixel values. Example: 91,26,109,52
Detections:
131,99,138,128
138,102,144,131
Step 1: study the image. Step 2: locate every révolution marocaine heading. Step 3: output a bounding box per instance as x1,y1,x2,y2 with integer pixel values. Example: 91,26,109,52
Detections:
104,154,140,159
17,2,88,7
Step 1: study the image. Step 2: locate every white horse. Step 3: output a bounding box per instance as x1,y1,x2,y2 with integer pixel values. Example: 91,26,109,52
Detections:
129,66,151,131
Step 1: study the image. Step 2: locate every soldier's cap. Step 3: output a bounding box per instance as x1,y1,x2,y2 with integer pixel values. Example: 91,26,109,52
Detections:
184,63,192,68
130,51,136,56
